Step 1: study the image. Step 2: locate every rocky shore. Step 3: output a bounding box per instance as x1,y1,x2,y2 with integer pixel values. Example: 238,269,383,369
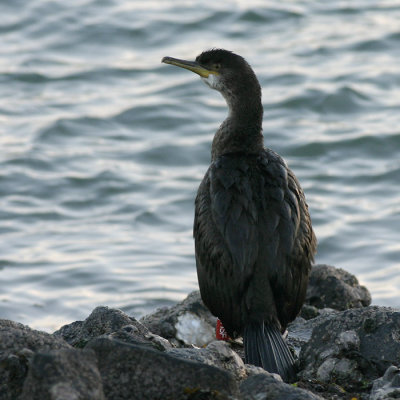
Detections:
1,264,399,400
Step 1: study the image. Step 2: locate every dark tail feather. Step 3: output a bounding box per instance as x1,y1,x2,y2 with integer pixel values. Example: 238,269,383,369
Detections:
244,321,297,382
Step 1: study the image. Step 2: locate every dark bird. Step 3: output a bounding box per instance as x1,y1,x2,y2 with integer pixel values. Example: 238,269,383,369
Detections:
162,49,317,382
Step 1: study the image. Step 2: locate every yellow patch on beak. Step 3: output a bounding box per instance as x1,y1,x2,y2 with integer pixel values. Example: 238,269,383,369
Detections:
162,56,219,78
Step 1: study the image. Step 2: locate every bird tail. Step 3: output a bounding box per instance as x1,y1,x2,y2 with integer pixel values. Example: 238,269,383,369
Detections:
244,321,297,382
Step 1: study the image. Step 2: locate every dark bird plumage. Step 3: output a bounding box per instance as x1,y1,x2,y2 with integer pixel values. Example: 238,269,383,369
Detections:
162,49,317,382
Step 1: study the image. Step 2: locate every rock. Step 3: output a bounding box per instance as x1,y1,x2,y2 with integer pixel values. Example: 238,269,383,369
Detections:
19,348,105,400
299,306,400,393
243,364,284,382
0,319,70,400
287,309,338,355
108,324,172,351
0,264,391,400
240,373,323,399
306,264,371,311
86,336,239,400
54,306,171,351
167,340,246,381
53,320,84,345
300,305,321,320
370,365,400,400
140,291,217,347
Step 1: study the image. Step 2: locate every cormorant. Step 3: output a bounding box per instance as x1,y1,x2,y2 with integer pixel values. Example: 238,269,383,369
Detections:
162,49,317,382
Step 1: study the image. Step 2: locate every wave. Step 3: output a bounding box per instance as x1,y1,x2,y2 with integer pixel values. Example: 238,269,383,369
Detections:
272,86,373,114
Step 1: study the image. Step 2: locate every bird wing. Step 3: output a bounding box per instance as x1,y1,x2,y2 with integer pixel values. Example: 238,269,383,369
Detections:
258,149,315,326
209,155,260,277
194,154,261,333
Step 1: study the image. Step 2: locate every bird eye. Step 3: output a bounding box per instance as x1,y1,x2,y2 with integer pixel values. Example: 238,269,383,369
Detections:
214,63,221,70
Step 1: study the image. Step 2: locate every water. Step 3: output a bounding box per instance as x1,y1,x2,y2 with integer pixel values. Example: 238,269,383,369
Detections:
1,0,399,332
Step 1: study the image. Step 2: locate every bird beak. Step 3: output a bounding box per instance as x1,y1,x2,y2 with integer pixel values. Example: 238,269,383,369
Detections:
162,56,218,78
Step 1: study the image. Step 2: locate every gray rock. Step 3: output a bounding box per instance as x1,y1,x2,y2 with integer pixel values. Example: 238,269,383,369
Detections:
240,373,323,399
300,304,321,320
287,309,338,355
306,264,371,311
300,306,400,392
244,364,283,380
141,291,217,347
54,306,171,351
0,319,70,400
108,324,172,351
167,340,246,381
53,320,84,345
19,348,105,400
370,365,400,400
86,336,239,400
0,264,384,400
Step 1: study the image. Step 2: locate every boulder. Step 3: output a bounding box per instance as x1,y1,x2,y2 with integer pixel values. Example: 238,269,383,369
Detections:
140,290,217,347
19,348,105,400
0,319,70,400
306,264,371,311
0,264,393,400
287,309,338,355
54,306,171,351
370,365,400,400
86,336,239,400
167,340,246,381
240,373,323,399
299,306,400,393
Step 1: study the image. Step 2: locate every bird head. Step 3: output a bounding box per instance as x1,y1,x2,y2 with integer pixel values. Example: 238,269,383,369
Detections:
162,49,260,99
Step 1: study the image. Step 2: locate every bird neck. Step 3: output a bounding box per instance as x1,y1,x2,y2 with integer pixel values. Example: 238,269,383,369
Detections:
211,89,264,161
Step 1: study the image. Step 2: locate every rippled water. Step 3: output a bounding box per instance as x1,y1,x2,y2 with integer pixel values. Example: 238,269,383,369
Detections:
1,0,399,331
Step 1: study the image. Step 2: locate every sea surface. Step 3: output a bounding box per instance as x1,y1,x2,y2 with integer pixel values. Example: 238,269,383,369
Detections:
1,0,399,332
